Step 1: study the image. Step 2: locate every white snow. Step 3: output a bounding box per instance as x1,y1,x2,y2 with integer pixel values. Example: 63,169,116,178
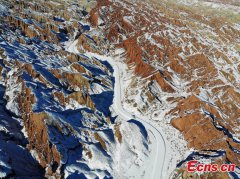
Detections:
84,50,169,179
5,71,22,116
0,4,7,15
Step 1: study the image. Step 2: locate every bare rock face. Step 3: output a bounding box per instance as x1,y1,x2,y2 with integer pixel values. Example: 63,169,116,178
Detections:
151,72,175,93
15,76,61,177
89,11,100,27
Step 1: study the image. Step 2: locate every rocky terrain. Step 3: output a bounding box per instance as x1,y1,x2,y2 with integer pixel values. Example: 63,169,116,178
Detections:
0,0,150,178
90,0,240,178
0,0,239,178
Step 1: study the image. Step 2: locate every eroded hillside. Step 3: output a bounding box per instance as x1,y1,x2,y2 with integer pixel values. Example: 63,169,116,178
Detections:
90,0,240,178
0,0,150,178
0,0,239,178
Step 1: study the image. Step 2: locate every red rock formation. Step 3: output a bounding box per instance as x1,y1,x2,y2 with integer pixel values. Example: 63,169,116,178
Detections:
18,81,61,177
170,95,240,165
89,11,100,26
151,72,175,93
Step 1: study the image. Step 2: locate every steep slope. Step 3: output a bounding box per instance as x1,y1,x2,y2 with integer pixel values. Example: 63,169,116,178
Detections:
0,0,151,178
90,0,240,178
1,0,240,178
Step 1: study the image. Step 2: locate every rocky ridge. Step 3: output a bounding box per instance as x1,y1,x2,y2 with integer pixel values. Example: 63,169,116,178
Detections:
0,0,239,178
0,0,150,178
89,0,240,178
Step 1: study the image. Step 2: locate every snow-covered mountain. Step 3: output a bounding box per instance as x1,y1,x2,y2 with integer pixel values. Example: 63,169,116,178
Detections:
0,0,239,178
90,0,240,178
0,0,151,178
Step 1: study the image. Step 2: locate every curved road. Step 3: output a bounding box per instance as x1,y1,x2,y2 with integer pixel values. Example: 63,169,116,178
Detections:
86,51,167,179
110,57,166,179
68,40,167,178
